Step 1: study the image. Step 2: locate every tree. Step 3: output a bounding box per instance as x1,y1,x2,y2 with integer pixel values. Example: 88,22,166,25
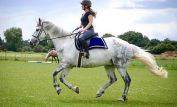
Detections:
33,45,44,52
4,27,23,51
162,38,177,50
118,31,150,48
102,33,115,38
148,39,161,47
163,38,171,44
0,37,6,50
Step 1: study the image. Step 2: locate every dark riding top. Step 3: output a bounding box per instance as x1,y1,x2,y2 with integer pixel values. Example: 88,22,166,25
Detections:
81,11,93,29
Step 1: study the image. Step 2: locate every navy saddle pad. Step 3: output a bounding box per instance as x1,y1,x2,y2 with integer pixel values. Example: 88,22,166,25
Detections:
75,34,108,51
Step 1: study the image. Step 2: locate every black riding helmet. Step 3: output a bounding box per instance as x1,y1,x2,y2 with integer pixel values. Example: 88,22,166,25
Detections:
81,0,92,7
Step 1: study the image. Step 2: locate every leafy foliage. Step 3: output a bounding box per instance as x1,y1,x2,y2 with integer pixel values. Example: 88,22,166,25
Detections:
118,31,150,48
0,37,6,50
4,27,23,51
148,39,161,47
150,43,176,54
102,33,115,38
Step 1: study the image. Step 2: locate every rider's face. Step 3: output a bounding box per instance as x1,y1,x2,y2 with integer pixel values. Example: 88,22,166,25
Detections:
81,4,88,10
81,5,85,10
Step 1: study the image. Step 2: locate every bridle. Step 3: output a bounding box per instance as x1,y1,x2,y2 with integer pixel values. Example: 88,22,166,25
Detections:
32,22,80,42
32,22,49,42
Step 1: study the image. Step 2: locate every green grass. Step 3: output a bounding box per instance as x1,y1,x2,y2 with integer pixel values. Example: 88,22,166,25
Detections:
0,58,177,107
0,51,46,61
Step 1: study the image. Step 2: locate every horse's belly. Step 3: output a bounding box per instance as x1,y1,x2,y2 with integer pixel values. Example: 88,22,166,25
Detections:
81,50,113,68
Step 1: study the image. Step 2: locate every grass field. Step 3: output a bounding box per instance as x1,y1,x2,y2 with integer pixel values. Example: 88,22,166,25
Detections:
0,51,46,61
0,54,177,107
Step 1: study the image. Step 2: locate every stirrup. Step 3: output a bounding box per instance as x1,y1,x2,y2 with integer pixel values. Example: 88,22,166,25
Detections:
79,51,88,58
79,51,85,56
84,52,89,59
83,51,90,59
79,51,89,59
77,52,84,67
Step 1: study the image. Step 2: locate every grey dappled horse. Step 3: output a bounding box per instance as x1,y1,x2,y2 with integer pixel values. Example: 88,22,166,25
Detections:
30,19,168,101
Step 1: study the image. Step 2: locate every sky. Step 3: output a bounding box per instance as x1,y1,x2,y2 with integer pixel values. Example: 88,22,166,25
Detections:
0,0,177,41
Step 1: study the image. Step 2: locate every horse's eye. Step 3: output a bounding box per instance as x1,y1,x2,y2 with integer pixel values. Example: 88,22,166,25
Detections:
36,29,39,31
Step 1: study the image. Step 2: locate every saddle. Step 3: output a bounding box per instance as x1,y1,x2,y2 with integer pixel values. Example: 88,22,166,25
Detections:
74,33,108,67
75,33,108,51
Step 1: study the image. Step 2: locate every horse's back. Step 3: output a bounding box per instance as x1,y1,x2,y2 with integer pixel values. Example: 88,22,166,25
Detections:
104,37,131,46
103,37,136,61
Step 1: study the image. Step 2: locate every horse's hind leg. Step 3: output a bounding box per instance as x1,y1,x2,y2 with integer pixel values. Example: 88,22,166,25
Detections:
53,57,57,63
96,65,117,98
117,67,131,101
60,68,79,94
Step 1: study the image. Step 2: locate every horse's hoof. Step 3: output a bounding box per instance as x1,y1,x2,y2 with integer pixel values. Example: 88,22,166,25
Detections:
118,97,127,102
96,93,102,98
75,87,79,94
56,88,62,95
96,91,104,98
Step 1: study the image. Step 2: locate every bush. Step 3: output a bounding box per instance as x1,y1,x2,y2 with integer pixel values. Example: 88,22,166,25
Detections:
34,45,43,52
21,46,32,52
150,43,176,54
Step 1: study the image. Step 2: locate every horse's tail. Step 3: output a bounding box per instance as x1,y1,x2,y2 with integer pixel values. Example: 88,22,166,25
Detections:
133,45,168,78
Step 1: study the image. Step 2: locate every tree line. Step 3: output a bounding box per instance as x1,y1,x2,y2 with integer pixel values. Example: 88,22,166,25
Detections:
0,27,54,52
0,27,177,54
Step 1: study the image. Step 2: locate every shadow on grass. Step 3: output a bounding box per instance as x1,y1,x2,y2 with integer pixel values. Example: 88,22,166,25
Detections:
58,98,176,107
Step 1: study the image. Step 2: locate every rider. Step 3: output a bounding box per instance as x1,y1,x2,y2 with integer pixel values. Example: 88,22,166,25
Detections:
77,0,96,59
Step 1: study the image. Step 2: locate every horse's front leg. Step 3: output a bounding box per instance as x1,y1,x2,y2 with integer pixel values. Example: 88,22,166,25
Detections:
56,57,59,63
60,68,79,94
52,57,54,63
53,63,68,95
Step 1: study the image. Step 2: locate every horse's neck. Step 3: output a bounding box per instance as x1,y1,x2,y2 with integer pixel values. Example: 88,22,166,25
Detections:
44,22,76,56
45,53,50,59
52,36,74,50
48,31,75,54
49,31,72,46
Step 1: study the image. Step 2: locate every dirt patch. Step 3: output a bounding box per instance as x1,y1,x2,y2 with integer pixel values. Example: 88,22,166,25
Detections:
160,51,177,58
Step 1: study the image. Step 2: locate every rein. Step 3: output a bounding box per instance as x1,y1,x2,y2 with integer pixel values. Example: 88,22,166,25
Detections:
40,30,81,42
40,33,75,42
33,22,80,42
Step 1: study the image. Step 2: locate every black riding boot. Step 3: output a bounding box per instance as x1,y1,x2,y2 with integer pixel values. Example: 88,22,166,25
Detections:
84,45,89,59
82,41,89,59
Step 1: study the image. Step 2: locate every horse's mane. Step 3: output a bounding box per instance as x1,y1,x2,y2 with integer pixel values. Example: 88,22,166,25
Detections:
43,21,70,37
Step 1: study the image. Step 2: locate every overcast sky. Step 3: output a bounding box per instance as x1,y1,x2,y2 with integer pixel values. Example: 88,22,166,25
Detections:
0,0,177,40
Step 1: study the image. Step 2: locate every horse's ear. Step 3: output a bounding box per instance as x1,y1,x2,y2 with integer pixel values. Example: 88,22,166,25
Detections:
39,18,41,23
38,18,42,26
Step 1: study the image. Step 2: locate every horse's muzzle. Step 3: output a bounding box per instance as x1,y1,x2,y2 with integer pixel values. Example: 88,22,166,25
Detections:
30,38,38,47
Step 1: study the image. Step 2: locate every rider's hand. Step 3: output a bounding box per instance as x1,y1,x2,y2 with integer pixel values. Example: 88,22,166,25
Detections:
75,26,82,30
75,27,80,30
80,28,87,33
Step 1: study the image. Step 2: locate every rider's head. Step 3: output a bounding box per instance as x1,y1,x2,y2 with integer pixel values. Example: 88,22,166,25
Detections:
81,0,92,10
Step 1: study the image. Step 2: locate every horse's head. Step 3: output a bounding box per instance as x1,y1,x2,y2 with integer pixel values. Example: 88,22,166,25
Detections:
30,18,49,46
